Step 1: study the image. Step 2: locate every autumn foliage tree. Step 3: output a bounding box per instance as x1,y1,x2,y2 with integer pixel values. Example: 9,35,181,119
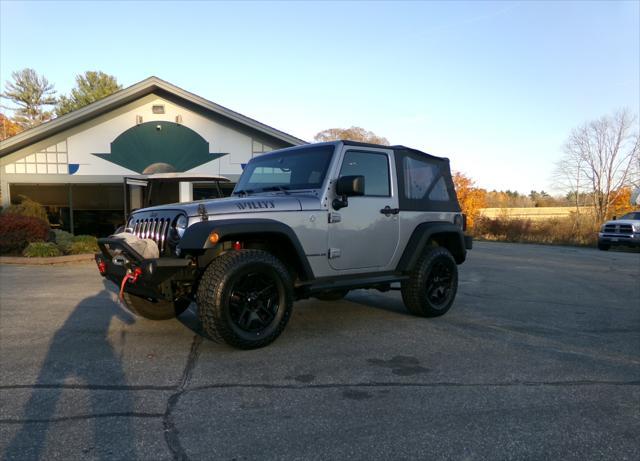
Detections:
314,126,389,145
0,113,22,140
609,186,635,218
452,172,486,228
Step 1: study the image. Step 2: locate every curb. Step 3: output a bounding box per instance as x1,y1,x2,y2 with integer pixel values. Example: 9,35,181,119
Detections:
0,254,95,265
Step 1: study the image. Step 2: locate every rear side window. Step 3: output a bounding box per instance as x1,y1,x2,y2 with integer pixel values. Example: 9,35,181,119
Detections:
339,150,390,197
404,156,438,199
428,177,450,201
395,148,460,212
403,156,450,202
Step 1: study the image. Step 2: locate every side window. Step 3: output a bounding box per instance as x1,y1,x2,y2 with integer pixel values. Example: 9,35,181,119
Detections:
339,151,390,196
403,156,439,199
428,177,450,201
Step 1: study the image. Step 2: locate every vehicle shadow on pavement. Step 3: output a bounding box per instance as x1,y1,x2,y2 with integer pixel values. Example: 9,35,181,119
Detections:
3,280,137,461
344,290,411,316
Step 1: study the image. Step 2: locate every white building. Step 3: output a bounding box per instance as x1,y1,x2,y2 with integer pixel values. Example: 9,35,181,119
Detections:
0,77,305,235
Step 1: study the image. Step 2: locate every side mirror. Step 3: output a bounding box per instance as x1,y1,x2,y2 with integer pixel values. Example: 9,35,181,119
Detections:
612,215,617,221
333,175,365,210
336,175,365,197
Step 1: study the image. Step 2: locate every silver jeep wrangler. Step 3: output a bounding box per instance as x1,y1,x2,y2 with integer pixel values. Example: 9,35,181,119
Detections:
96,141,472,349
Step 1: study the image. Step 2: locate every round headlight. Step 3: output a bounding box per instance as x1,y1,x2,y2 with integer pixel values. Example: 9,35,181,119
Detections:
175,215,188,237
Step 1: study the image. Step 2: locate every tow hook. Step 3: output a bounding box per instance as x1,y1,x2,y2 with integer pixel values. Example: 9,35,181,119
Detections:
119,267,143,300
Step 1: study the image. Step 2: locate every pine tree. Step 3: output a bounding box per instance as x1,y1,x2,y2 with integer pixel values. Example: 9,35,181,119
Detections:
56,71,122,116
2,69,57,129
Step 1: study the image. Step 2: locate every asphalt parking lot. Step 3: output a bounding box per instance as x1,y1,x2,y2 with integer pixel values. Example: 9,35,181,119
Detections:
1,241,639,460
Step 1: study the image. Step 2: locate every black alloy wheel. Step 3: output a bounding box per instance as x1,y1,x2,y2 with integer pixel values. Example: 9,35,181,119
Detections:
227,270,282,333
425,260,454,308
401,245,458,317
197,249,294,349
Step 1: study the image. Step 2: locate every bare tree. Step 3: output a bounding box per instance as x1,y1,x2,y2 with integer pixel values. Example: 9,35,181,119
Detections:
554,144,587,215
314,126,390,145
555,109,639,223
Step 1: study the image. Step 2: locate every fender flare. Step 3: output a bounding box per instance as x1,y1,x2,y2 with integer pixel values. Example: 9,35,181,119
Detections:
396,222,469,271
179,218,314,280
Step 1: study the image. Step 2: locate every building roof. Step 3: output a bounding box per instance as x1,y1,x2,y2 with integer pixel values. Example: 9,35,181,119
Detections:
0,76,306,158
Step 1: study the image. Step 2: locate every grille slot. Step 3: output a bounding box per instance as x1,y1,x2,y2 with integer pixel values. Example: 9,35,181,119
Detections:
130,216,174,255
604,224,633,234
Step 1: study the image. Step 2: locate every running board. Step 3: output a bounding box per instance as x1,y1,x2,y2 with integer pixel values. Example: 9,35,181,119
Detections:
301,273,409,295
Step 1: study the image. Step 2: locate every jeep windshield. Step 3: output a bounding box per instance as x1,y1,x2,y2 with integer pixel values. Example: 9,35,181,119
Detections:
234,145,334,195
619,212,640,220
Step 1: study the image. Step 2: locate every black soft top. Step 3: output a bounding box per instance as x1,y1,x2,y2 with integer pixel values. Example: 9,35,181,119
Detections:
339,141,460,212
258,141,461,212
340,140,449,161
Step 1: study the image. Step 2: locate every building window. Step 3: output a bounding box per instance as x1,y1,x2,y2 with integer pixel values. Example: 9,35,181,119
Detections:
152,105,165,114
4,140,69,175
252,139,273,157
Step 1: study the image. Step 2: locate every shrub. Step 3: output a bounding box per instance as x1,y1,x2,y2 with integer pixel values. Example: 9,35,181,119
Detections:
2,195,49,224
473,215,599,247
23,242,62,258
0,214,50,254
52,229,74,253
66,235,99,254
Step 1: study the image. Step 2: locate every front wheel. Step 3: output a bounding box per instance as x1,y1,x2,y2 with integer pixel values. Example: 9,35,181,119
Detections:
401,246,458,317
197,250,293,349
597,242,610,251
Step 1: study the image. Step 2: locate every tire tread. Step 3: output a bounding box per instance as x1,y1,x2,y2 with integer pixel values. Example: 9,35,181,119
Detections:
196,249,293,349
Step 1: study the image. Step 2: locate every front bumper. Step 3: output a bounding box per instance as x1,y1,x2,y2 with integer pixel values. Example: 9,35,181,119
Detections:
598,232,640,247
96,237,194,300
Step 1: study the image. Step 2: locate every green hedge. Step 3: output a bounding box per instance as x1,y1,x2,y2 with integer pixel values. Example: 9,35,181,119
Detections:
23,242,62,257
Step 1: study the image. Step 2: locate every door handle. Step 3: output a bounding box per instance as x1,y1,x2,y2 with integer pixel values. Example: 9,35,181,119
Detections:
380,206,400,216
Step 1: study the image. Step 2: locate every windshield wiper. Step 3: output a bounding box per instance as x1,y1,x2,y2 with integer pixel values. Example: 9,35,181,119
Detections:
260,186,291,195
234,189,254,197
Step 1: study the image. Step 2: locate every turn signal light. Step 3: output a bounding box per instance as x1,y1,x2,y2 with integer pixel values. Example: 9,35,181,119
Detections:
97,260,107,274
208,232,220,244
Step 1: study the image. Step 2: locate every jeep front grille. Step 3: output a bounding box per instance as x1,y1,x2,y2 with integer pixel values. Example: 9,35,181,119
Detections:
131,217,172,254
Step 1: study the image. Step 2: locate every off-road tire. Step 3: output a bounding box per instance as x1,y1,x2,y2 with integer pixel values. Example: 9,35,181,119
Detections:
597,243,610,251
401,246,458,317
314,289,349,301
196,249,293,349
121,293,190,320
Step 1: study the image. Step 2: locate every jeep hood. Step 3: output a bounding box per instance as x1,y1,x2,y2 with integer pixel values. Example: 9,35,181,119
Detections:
604,219,640,226
137,194,321,217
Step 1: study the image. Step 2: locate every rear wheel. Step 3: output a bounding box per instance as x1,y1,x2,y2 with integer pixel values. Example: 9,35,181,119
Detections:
121,293,190,320
401,246,458,317
197,249,293,349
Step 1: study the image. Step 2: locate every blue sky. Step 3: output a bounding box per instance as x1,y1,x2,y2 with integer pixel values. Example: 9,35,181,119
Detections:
1,0,638,193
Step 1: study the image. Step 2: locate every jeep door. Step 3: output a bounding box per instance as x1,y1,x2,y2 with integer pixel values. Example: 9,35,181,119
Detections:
327,148,400,270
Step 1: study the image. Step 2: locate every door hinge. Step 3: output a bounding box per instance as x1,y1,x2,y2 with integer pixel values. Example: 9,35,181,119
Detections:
328,248,341,259
328,212,341,223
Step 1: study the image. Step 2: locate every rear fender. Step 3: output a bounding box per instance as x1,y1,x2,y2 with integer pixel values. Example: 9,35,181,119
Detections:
396,222,469,270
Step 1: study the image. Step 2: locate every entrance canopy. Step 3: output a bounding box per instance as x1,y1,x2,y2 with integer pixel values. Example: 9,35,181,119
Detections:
124,173,231,214
124,173,230,186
